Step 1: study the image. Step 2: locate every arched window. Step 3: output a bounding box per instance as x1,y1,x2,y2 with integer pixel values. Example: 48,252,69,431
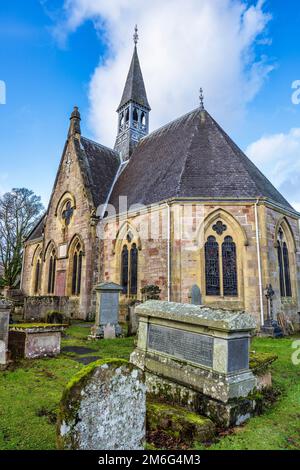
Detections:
130,244,138,295
71,242,83,296
133,108,138,122
47,249,56,294
204,224,238,297
222,236,238,296
34,258,41,294
119,112,124,131
120,240,139,296
121,245,129,294
205,236,220,295
277,227,292,297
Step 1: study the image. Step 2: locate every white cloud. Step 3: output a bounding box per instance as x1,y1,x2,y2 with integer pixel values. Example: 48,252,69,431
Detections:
53,0,273,146
245,128,300,210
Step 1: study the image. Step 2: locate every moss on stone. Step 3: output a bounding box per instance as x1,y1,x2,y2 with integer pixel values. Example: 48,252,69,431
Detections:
249,351,278,375
57,358,130,449
9,323,66,329
147,401,215,445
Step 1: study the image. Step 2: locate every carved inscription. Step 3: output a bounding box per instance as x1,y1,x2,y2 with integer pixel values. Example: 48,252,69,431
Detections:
148,324,213,367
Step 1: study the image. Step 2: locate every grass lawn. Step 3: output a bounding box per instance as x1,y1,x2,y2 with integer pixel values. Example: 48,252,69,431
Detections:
0,324,299,450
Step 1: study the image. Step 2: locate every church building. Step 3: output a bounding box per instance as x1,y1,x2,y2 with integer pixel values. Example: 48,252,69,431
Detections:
21,28,300,329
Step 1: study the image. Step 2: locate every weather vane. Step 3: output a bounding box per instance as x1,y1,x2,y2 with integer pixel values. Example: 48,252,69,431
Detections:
133,25,139,45
199,87,204,110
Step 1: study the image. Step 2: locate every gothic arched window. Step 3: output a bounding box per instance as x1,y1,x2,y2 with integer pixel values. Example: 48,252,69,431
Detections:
34,258,41,294
47,249,56,294
204,225,238,297
130,244,138,295
121,240,139,296
277,227,292,297
205,236,220,295
133,108,138,122
71,242,83,296
222,236,238,296
121,245,129,294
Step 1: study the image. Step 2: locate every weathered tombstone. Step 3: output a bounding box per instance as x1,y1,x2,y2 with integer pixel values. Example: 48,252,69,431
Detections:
131,300,257,428
0,299,11,366
127,303,140,336
189,284,202,305
57,359,146,450
90,282,123,339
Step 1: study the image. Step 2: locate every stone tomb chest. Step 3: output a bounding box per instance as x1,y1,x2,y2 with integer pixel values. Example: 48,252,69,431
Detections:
8,324,66,359
131,300,257,427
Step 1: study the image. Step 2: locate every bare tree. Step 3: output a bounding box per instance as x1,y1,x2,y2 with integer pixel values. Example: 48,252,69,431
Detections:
0,188,44,288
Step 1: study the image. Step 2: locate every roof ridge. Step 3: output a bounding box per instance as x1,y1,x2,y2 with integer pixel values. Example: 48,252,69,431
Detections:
176,111,201,197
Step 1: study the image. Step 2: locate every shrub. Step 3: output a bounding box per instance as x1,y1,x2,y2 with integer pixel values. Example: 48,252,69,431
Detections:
141,285,161,301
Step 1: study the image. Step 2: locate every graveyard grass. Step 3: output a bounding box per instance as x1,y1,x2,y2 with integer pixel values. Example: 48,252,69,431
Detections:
0,324,299,450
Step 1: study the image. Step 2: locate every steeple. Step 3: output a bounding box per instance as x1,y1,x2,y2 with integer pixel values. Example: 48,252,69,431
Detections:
115,26,150,161
68,106,81,138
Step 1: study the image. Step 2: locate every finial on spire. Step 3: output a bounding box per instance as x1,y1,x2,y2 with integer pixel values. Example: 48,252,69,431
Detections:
199,87,204,110
133,24,139,45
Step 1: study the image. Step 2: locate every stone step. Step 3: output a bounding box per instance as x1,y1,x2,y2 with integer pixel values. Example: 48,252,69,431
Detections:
146,401,216,449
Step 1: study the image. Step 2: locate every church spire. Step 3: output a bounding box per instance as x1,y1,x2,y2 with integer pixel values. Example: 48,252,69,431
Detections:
115,26,150,161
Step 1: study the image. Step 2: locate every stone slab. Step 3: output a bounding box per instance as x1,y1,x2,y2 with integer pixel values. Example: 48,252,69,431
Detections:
135,300,257,332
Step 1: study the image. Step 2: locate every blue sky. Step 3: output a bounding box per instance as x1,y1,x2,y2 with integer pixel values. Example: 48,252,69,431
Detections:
0,0,300,209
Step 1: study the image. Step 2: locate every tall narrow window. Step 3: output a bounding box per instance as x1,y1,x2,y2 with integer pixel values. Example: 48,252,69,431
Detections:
47,249,56,294
130,244,138,295
277,227,292,298
121,245,129,294
120,240,139,296
222,236,238,296
205,236,220,295
71,242,83,296
277,243,285,297
34,259,41,294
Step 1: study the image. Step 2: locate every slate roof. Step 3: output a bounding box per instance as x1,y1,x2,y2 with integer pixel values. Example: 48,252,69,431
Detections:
77,137,120,208
117,46,150,111
26,214,46,242
109,108,295,212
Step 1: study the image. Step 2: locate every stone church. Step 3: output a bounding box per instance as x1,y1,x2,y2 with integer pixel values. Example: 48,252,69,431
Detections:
21,31,300,329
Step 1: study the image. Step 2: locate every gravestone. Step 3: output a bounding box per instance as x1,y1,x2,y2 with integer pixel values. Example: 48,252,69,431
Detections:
0,299,11,366
131,300,257,427
127,303,140,336
57,359,146,450
190,284,202,305
90,282,123,339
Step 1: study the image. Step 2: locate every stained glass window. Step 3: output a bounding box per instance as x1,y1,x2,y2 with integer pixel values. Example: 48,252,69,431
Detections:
277,243,285,297
71,243,83,296
34,259,40,294
47,250,56,294
277,228,292,298
121,245,129,294
283,242,292,297
222,236,238,296
205,236,220,295
130,244,138,295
